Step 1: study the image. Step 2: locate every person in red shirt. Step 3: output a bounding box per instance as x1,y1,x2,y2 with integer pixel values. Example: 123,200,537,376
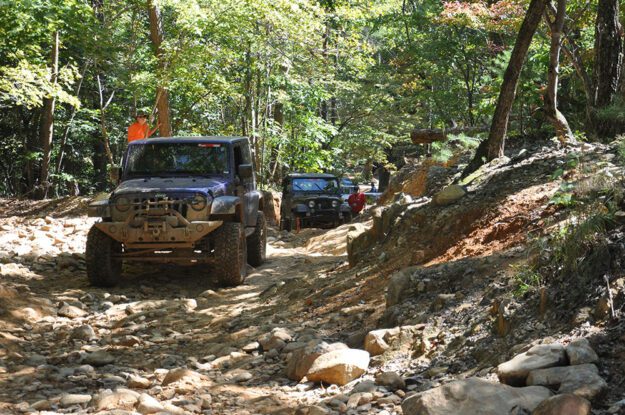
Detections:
127,113,159,142
348,187,366,215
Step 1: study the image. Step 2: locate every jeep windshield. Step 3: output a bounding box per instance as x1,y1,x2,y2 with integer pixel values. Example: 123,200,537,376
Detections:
125,143,229,177
291,178,339,193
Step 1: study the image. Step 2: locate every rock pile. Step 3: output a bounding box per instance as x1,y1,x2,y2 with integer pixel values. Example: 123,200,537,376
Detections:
400,339,603,415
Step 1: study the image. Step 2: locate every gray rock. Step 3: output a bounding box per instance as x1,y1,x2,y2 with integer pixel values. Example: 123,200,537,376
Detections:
83,350,115,367
59,393,92,407
227,369,253,383
71,324,97,341
432,185,467,206
161,368,204,386
127,374,151,389
351,380,376,393
402,377,551,415
91,388,139,411
259,327,292,351
385,266,420,308
497,343,567,386
566,339,598,366
364,329,391,356
137,393,164,414
527,364,607,400
531,394,591,415
25,354,47,366
375,371,405,391
58,304,87,319
242,341,260,353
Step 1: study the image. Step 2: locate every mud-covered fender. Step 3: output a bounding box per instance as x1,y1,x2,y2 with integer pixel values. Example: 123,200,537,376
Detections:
87,199,112,218
211,196,240,218
245,190,262,226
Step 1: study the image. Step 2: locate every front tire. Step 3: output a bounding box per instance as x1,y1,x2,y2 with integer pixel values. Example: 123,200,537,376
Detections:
247,211,267,267
214,222,247,287
86,226,122,287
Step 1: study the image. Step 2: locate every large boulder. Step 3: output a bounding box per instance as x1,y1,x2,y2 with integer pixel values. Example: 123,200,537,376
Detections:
531,394,591,415
401,377,551,415
565,338,598,366
497,343,567,386
432,184,467,206
346,224,373,267
527,364,607,400
262,190,281,226
285,341,348,381
305,348,370,386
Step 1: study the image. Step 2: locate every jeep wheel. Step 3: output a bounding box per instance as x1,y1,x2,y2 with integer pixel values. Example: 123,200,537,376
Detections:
214,222,247,287
247,211,267,267
86,226,122,287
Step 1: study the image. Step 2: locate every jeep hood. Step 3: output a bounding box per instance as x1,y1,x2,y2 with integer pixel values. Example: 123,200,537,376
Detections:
113,177,228,197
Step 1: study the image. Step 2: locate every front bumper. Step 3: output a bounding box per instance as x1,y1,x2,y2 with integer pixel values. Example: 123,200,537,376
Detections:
96,209,222,249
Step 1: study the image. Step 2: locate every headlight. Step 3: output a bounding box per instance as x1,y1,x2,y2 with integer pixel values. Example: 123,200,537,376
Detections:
332,200,339,207
308,200,316,208
191,194,207,211
115,197,130,212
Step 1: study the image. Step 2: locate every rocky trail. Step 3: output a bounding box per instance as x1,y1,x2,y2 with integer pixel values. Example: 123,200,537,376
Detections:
2,140,625,415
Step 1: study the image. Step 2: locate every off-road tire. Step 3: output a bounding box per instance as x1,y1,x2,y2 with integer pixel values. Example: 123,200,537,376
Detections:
86,226,122,287
214,222,247,287
247,211,267,267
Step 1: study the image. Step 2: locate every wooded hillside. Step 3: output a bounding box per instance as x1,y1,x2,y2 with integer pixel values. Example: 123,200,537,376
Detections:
0,0,623,197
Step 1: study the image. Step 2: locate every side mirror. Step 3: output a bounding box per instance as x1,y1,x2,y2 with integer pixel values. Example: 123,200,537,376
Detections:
110,166,121,184
238,163,254,179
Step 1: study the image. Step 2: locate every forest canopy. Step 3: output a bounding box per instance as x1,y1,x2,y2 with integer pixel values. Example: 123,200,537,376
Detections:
0,0,623,197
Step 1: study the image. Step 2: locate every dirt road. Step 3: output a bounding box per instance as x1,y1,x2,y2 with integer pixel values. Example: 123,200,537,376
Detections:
0,199,387,414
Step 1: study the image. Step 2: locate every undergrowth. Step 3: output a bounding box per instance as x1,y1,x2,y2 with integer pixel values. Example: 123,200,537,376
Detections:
514,145,623,304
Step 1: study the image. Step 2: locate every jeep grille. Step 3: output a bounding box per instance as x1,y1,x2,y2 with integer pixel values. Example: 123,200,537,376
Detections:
310,199,335,210
132,196,188,217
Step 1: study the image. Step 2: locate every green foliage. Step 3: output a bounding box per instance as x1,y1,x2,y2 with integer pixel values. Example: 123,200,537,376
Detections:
431,134,480,163
0,0,613,196
510,264,543,297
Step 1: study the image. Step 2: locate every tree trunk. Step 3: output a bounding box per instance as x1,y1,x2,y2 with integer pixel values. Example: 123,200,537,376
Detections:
96,74,115,167
544,0,574,144
594,0,623,108
562,39,595,132
592,0,623,137
55,61,89,185
37,31,59,199
462,0,548,178
147,0,172,137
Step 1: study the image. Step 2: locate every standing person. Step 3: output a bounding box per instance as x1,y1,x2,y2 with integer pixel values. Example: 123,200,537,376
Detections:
127,113,159,143
348,186,366,216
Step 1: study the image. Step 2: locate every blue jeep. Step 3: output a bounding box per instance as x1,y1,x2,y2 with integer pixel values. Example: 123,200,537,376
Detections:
86,137,266,287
